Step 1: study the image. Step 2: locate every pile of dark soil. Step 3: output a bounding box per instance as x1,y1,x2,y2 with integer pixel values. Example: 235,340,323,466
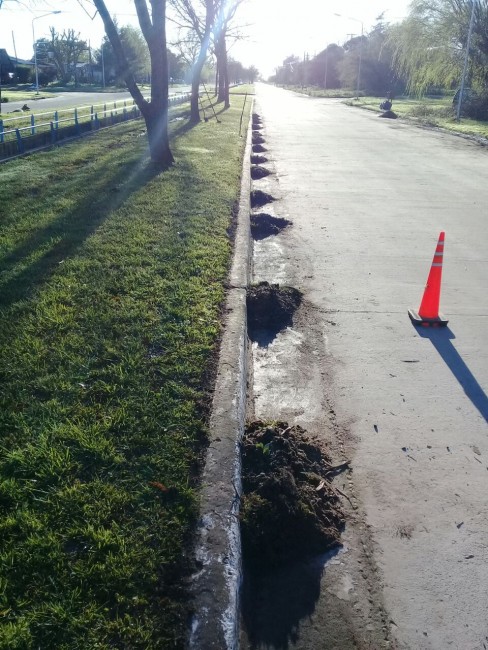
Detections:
252,144,267,154
251,165,271,180
252,112,262,125
252,134,266,145
250,189,275,208
379,110,398,119
251,155,268,165
246,282,301,343
250,213,291,240
240,420,346,571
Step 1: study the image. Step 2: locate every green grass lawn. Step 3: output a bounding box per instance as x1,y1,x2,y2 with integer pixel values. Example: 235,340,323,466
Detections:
230,83,255,95
276,84,357,98
1,97,145,143
345,95,488,139
1,89,55,103
0,96,249,649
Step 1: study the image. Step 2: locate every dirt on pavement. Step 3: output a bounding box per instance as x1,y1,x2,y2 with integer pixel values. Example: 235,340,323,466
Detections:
240,420,346,571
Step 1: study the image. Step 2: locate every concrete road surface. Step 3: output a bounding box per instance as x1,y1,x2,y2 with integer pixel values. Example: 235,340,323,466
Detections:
243,84,488,650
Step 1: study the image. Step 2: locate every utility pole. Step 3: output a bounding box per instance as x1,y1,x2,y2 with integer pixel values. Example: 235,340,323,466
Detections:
101,44,106,88
456,0,476,121
324,45,328,90
32,11,62,95
12,31,18,60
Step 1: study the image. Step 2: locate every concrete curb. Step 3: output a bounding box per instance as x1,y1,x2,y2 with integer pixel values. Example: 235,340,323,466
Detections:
188,103,253,650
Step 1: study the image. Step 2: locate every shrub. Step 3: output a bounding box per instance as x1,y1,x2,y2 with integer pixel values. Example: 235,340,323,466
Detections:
407,104,453,119
15,65,33,84
460,92,488,120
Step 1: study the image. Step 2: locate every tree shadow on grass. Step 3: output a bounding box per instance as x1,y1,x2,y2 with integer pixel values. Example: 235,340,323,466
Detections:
0,157,161,310
171,118,200,139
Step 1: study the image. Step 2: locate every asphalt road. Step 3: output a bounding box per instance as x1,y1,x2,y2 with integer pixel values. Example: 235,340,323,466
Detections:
244,84,488,649
1,87,191,114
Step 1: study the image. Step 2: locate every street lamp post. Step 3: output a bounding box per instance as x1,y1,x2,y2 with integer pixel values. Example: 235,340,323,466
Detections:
334,13,364,99
456,0,476,121
324,44,328,90
101,45,106,89
32,11,61,95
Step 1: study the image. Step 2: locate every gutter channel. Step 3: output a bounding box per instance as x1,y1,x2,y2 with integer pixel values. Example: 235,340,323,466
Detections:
188,102,253,650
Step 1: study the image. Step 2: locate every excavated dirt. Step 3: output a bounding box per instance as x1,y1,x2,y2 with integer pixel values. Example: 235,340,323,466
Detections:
250,190,275,208
252,144,267,154
240,420,346,571
252,134,266,145
250,213,291,240
379,110,398,119
250,155,268,165
252,113,262,123
246,282,301,344
251,165,272,180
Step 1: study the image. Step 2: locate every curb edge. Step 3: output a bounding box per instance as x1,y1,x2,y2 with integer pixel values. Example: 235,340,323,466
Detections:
188,100,253,650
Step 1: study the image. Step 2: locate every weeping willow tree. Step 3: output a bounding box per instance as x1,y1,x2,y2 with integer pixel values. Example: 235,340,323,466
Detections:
392,0,488,95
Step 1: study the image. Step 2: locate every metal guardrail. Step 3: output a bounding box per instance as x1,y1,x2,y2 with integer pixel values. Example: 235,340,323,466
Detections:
0,93,191,160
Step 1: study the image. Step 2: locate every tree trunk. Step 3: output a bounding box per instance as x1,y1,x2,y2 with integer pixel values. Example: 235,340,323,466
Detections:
93,0,173,166
223,57,230,109
188,0,214,124
215,33,230,108
190,50,207,123
145,1,174,166
145,107,173,166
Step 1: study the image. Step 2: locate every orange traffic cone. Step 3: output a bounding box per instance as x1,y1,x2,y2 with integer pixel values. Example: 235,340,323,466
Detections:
409,232,449,327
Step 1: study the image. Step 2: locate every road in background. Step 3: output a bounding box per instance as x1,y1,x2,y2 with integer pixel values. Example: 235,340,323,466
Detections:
1,87,191,114
245,83,488,649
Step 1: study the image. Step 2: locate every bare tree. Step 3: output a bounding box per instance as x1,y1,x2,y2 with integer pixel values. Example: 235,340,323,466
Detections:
212,0,245,107
48,28,89,85
169,0,214,123
81,0,173,166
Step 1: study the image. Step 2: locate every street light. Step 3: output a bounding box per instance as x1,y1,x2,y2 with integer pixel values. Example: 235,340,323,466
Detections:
32,11,61,95
334,13,364,99
324,43,328,90
456,0,476,121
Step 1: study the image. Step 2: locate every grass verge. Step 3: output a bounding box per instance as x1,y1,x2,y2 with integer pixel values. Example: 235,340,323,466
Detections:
345,95,488,140
1,89,52,103
0,96,250,649
275,84,357,98
230,83,255,95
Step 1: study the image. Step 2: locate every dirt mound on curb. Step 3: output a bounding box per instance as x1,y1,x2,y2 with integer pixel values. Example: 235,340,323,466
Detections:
251,165,271,180
240,420,346,571
250,213,291,240
246,282,301,343
379,110,398,119
250,190,275,208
